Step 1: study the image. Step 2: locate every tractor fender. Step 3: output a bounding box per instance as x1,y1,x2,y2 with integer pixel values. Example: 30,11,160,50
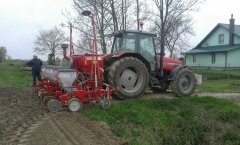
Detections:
167,65,189,80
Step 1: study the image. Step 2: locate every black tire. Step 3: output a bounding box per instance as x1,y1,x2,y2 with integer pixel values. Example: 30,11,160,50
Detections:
108,57,149,99
150,82,169,93
170,68,196,97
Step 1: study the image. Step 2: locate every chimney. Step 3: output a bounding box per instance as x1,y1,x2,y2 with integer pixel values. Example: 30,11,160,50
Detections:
229,14,235,45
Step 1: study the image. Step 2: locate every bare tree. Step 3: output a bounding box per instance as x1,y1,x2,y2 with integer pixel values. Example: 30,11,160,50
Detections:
73,0,137,53
165,17,193,58
34,27,66,64
73,0,110,53
151,0,204,59
73,0,200,57
0,46,7,63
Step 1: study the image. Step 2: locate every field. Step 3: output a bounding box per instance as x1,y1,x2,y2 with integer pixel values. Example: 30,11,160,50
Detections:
0,61,31,88
0,62,123,145
194,69,240,93
0,62,240,145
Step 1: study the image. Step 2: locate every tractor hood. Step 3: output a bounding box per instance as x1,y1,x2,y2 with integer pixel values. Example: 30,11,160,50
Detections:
162,57,182,70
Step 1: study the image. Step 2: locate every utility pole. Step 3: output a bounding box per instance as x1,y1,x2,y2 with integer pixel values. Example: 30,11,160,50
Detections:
159,0,164,76
122,0,124,29
61,22,74,58
124,0,127,29
69,23,74,56
136,0,139,30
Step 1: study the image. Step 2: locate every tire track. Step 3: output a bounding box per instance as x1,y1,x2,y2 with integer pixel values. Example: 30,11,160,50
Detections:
15,113,80,145
0,87,47,145
48,112,125,145
16,114,48,145
48,117,81,145
1,113,47,145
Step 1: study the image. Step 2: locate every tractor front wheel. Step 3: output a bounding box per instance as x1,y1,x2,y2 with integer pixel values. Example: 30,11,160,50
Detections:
170,68,196,97
108,57,149,99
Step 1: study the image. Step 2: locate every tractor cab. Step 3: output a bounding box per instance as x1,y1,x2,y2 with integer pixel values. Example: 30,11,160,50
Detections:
111,30,157,71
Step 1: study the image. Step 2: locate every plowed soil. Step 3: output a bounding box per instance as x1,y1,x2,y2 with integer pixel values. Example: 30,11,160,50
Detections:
0,87,125,145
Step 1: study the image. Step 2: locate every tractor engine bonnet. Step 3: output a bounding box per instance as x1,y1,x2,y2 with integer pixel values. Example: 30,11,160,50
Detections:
162,57,182,71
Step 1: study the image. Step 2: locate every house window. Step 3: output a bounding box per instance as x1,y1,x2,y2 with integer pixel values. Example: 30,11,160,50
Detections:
193,54,196,62
212,53,216,64
218,34,224,44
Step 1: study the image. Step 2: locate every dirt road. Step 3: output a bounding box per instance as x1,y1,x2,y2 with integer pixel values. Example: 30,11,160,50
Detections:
0,87,125,145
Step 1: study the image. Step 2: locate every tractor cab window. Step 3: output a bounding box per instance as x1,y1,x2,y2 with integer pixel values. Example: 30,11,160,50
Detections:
112,34,123,53
122,33,136,52
112,33,136,53
138,34,155,70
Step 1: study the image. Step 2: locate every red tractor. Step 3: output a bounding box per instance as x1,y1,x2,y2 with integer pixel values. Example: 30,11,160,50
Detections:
102,30,196,99
64,29,196,100
62,11,197,100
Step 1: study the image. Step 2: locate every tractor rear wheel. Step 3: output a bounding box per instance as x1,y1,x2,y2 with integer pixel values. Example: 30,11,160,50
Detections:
108,57,149,99
170,68,196,97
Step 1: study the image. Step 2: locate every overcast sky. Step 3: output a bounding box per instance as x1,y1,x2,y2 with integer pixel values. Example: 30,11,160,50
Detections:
0,0,240,60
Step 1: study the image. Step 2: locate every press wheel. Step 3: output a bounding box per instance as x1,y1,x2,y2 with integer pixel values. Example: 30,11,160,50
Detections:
42,96,54,105
67,98,82,112
101,98,111,109
47,99,62,113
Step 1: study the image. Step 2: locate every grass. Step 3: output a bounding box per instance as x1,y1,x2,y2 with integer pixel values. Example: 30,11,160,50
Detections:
193,69,240,80
193,69,240,93
83,97,240,145
196,79,240,93
0,61,31,88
